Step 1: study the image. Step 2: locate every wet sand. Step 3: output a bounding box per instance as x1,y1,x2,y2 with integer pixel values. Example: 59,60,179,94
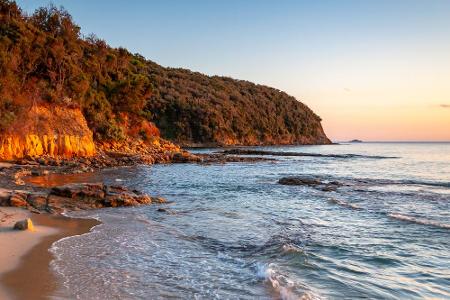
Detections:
0,208,99,300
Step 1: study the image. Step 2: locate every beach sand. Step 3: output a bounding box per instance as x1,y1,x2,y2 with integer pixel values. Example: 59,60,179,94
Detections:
0,207,99,300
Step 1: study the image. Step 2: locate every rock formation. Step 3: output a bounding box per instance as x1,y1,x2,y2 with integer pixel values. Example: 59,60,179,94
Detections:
0,105,95,160
0,183,165,213
278,176,343,192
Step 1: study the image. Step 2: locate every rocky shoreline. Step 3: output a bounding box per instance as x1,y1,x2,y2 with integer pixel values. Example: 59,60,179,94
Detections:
0,145,277,217
0,183,166,215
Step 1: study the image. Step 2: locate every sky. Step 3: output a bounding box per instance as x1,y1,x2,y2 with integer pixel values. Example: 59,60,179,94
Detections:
17,0,450,141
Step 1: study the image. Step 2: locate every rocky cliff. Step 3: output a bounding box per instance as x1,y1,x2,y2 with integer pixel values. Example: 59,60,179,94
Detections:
0,106,95,160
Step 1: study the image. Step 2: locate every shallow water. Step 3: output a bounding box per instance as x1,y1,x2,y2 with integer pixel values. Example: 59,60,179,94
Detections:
50,143,449,299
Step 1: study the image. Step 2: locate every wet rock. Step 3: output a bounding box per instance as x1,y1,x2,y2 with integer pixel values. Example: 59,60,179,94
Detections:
197,153,274,164
0,189,11,206
9,191,29,207
49,183,155,211
278,176,322,186
104,193,135,207
46,195,71,212
51,183,105,199
106,185,128,193
136,194,152,204
278,176,343,192
171,151,201,163
321,186,337,192
151,197,167,204
13,218,34,231
26,193,48,210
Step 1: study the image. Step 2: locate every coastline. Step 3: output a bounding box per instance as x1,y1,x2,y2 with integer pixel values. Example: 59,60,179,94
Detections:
0,208,99,300
0,144,330,299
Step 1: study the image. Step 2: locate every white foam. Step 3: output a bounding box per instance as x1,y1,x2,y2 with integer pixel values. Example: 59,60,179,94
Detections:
388,213,450,229
255,263,322,300
329,198,360,210
282,244,303,254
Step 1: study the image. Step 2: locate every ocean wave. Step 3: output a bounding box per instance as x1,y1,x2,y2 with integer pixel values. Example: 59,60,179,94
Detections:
388,213,450,229
329,198,361,210
399,179,450,189
354,178,450,189
187,231,308,258
301,173,450,190
255,263,321,300
282,243,304,254
220,149,398,159
49,216,103,294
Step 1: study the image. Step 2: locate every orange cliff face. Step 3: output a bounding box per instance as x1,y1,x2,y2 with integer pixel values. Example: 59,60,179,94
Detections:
0,134,95,160
0,105,96,161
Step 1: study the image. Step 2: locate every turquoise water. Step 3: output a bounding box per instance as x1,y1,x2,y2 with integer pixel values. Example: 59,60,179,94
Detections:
51,143,449,299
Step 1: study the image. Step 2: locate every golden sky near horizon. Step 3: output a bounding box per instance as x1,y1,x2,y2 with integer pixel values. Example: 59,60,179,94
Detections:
281,49,450,142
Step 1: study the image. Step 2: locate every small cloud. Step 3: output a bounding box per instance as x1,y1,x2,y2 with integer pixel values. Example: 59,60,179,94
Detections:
440,104,450,108
344,88,351,93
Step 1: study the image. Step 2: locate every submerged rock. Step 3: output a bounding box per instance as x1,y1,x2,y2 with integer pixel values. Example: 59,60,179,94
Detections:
278,176,322,186
278,176,343,192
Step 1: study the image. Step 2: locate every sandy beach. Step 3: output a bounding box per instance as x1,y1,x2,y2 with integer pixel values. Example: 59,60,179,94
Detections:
0,207,99,300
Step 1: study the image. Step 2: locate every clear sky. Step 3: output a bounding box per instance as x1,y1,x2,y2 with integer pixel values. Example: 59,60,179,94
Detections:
17,0,450,141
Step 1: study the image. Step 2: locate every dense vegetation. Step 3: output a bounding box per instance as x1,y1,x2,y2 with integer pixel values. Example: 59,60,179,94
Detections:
0,1,330,145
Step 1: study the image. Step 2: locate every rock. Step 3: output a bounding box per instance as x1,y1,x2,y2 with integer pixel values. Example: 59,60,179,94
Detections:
278,176,322,186
37,158,47,165
9,192,28,207
27,193,48,210
0,162,14,169
106,185,128,193
51,183,105,199
2,182,159,213
151,197,167,204
278,176,343,192
49,183,156,210
321,186,337,192
31,169,40,176
136,194,152,204
157,208,167,212
46,195,69,213
0,189,11,206
329,181,341,186
13,218,34,231
103,194,131,207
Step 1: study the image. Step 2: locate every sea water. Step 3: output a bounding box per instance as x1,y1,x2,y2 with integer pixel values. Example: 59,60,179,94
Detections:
50,143,450,299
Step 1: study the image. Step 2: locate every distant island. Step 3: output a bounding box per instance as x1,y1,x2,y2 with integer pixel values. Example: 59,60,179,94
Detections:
0,2,330,161
349,139,363,143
